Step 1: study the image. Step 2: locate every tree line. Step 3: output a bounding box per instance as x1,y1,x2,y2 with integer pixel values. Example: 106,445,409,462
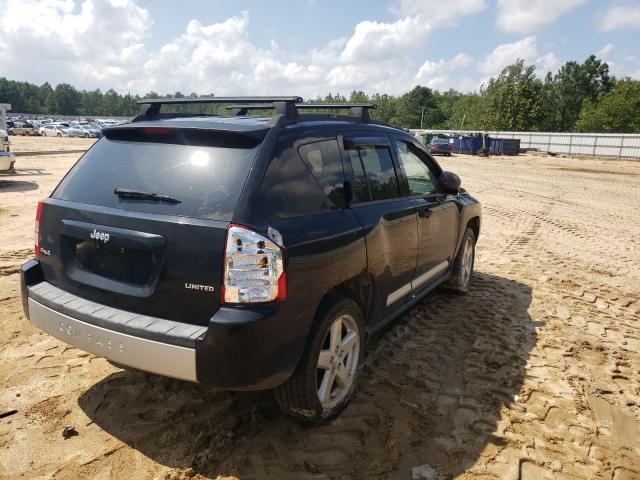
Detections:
1,55,638,133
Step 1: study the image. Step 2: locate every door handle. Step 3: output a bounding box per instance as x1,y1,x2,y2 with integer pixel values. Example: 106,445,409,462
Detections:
418,206,433,218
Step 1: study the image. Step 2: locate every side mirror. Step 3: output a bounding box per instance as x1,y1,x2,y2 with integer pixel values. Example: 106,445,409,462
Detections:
439,171,461,193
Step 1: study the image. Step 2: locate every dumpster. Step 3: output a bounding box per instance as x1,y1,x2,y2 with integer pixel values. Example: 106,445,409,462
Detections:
502,138,520,155
452,135,478,154
490,138,504,155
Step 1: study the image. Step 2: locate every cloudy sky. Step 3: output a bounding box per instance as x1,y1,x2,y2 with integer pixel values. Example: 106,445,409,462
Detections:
1,0,639,98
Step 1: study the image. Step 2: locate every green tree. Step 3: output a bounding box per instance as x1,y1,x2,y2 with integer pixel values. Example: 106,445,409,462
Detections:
575,78,640,133
481,59,543,131
53,83,81,115
369,93,397,124
448,93,485,130
544,55,612,131
394,85,440,129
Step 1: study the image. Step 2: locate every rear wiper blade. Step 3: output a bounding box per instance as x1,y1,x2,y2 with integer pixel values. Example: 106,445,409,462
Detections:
114,187,181,204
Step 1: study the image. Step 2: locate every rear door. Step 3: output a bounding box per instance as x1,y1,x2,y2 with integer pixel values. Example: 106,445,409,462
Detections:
392,137,459,290
340,134,419,327
38,127,264,325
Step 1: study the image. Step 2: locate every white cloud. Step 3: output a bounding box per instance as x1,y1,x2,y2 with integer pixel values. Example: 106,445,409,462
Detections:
596,43,615,58
496,0,586,33
536,52,561,74
0,1,571,99
479,36,539,75
478,37,561,81
600,5,640,31
392,0,486,23
0,0,150,85
415,53,475,90
137,12,426,97
340,16,430,63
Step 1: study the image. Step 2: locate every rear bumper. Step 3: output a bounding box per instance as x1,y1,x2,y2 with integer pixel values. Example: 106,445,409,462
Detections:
21,260,307,390
28,297,198,381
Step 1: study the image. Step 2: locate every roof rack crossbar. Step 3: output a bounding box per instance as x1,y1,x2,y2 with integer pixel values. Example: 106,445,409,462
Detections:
134,96,303,123
136,96,303,106
225,103,376,122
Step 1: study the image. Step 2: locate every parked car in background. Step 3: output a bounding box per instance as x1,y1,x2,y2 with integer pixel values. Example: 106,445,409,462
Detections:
65,125,87,138
9,122,39,136
0,151,16,174
1,129,10,152
428,138,453,156
74,124,102,138
39,124,70,137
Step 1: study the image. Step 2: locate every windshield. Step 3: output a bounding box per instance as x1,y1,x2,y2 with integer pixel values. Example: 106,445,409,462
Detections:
53,136,261,220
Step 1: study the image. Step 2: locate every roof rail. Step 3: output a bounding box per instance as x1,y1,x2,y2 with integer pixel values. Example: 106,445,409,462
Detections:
134,96,303,124
226,103,376,122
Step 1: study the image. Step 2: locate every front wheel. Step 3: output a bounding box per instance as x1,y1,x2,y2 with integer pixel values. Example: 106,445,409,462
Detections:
443,227,476,293
274,297,364,423
57,133,61,137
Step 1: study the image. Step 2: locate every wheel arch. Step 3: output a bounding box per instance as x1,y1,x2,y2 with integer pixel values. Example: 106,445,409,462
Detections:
467,216,480,242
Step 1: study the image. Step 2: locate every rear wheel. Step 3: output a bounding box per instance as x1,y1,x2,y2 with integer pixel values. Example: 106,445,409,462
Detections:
57,133,61,137
275,297,364,423
443,227,476,293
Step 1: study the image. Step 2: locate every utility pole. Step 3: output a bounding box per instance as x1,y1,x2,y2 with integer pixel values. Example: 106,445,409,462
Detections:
420,106,426,130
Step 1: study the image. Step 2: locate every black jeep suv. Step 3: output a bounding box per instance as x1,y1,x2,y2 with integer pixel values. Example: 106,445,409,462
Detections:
21,96,481,422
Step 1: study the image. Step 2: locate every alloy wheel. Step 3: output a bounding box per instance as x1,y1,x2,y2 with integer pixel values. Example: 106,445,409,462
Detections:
461,236,474,286
316,314,360,409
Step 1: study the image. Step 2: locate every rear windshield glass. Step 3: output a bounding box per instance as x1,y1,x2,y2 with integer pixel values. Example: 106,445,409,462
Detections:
53,137,260,220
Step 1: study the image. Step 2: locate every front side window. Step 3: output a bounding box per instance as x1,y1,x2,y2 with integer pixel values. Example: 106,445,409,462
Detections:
345,145,400,202
395,141,439,196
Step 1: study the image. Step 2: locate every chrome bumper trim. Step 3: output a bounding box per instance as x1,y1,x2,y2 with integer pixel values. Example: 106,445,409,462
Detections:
28,298,197,382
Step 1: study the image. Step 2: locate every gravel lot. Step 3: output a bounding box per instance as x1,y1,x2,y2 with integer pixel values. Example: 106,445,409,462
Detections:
1,136,639,479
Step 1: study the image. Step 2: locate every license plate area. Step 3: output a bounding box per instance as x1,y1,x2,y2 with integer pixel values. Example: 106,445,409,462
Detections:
58,219,166,297
74,240,155,285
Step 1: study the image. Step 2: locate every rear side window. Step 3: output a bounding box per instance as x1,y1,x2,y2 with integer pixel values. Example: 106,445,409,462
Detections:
298,140,346,208
53,137,260,220
345,146,399,202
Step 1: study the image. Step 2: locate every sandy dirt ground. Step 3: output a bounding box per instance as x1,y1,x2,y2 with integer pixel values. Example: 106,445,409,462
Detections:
0,136,639,479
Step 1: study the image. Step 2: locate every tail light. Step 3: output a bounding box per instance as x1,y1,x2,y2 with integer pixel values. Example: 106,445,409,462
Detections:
431,144,436,148
222,225,286,304
34,201,43,259
447,144,452,149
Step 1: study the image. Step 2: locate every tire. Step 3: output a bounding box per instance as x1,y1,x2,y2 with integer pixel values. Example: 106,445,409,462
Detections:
84,133,89,138
443,227,476,293
57,133,61,137
274,297,364,423
41,131,46,137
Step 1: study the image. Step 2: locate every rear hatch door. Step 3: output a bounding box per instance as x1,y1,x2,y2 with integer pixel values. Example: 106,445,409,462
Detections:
37,125,265,325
